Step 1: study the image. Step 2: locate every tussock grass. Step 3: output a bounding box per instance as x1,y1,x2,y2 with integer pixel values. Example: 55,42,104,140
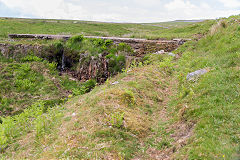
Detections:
210,19,228,35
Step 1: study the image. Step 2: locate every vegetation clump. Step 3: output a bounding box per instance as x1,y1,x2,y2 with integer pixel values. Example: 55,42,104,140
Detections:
121,89,135,107
108,112,125,128
42,35,133,79
66,35,84,50
106,53,126,75
210,19,228,35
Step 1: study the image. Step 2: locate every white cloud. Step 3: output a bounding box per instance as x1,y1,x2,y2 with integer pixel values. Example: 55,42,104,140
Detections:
219,0,240,8
164,0,240,20
165,0,196,11
0,0,239,22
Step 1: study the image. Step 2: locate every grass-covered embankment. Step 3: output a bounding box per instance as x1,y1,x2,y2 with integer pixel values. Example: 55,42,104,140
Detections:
171,16,240,159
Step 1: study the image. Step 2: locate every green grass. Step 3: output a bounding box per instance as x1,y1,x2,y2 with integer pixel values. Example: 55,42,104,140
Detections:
0,17,214,40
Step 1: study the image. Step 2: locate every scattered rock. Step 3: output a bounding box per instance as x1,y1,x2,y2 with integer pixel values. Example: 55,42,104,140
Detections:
154,50,165,54
72,113,76,116
69,77,77,81
168,52,176,57
173,38,186,45
112,81,119,85
187,69,209,81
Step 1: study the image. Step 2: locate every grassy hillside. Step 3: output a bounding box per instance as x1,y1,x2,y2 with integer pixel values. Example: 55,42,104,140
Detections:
0,15,240,159
0,17,214,40
172,16,240,159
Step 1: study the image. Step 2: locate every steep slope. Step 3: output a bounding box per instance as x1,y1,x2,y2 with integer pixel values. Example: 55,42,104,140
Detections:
171,17,240,159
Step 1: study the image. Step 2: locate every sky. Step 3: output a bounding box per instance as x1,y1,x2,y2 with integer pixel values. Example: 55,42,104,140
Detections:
0,0,239,23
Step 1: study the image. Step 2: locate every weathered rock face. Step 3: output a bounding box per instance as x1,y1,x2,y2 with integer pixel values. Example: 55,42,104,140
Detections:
0,43,108,83
120,40,179,55
75,53,109,83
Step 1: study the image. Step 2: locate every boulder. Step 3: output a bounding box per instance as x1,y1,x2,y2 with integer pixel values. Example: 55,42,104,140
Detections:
112,81,119,85
187,69,209,81
168,52,176,57
153,50,165,54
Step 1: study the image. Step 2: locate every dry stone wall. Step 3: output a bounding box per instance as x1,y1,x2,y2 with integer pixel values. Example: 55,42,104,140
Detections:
8,34,184,55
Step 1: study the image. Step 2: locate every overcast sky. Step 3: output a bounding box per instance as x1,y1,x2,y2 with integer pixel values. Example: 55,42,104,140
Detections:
0,0,239,23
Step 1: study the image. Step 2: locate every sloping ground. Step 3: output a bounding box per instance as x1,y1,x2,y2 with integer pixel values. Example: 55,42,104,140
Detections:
1,16,240,159
1,54,180,159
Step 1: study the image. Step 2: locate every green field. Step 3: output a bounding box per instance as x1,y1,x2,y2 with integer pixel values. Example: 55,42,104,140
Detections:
0,15,240,159
0,17,214,41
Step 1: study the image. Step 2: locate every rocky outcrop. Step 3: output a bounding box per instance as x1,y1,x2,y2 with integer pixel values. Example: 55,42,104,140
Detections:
75,53,109,83
0,43,112,83
0,36,186,83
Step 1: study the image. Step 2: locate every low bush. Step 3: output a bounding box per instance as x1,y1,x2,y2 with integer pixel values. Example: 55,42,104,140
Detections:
21,55,42,62
121,89,135,107
66,35,84,50
106,53,126,75
83,79,97,92
47,61,58,73
108,112,125,128
117,43,133,53
15,79,34,91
